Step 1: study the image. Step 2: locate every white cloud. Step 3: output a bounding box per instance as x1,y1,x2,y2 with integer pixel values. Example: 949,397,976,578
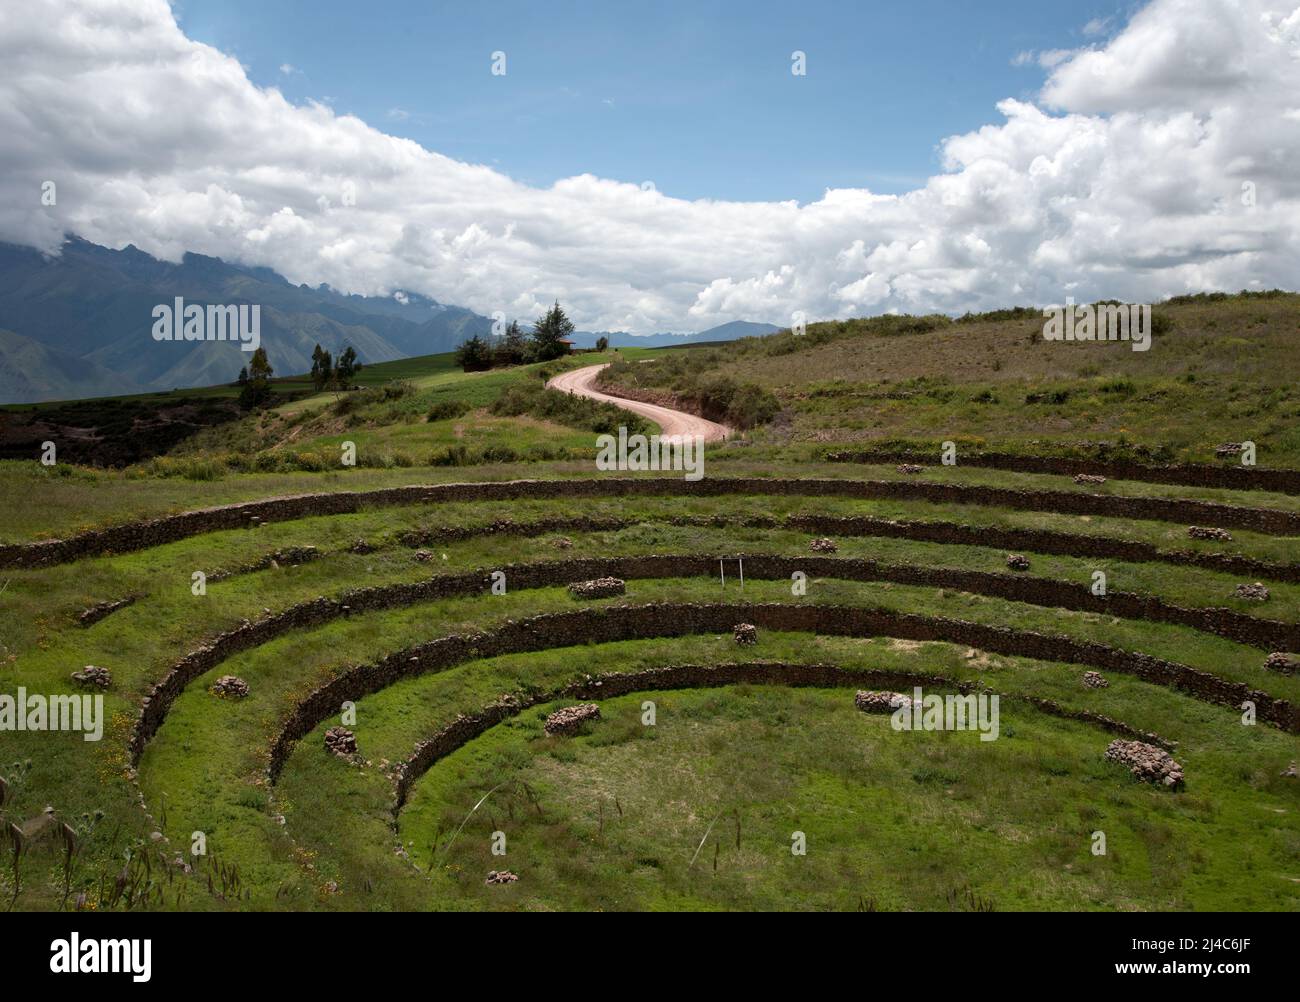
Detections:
279,63,298,75
0,0,1298,333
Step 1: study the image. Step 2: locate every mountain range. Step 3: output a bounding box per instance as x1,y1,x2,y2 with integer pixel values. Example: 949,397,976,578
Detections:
0,238,779,404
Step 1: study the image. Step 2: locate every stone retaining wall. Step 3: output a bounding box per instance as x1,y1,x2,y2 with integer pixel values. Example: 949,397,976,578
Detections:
7,475,1299,569
266,601,1298,782
826,449,1300,496
130,556,1298,770
391,661,1175,806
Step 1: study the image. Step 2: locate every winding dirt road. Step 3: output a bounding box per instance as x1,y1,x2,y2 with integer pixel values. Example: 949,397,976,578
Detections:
547,363,732,442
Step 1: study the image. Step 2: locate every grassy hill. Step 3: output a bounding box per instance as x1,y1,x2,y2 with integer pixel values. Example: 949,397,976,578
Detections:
2,299,1298,914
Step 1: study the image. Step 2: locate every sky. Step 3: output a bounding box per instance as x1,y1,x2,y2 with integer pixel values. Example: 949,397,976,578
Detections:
1,0,1298,334
173,0,1132,203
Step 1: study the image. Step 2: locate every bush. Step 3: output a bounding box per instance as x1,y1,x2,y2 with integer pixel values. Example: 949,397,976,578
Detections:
426,399,471,421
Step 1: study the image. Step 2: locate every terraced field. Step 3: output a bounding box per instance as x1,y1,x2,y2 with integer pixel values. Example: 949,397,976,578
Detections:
3,444,1298,911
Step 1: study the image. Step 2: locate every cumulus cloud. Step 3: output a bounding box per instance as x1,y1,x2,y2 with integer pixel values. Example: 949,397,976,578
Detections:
0,0,1297,333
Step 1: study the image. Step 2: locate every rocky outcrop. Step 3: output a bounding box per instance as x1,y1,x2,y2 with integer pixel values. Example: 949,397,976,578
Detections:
568,577,626,600
854,690,910,713
71,666,111,689
544,704,601,736
324,726,357,757
211,675,250,699
1105,739,1185,789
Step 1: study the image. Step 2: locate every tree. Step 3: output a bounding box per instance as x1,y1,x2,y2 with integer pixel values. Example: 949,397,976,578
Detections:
310,344,334,391
239,347,274,407
530,301,574,361
495,320,530,366
455,335,494,372
334,345,361,388
594,335,609,352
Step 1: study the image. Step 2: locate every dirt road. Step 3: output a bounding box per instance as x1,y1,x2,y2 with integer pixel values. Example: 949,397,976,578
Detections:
547,363,732,442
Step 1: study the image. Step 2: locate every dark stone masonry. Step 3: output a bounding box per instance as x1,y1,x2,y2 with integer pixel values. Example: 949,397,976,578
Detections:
125,554,1300,772
7,474,1299,570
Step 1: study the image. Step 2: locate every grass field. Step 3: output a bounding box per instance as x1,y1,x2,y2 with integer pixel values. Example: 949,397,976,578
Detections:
2,300,1298,912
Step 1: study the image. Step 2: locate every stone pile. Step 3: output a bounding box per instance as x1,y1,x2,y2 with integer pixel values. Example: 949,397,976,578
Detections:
733,623,757,645
1188,526,1232,541
1105,739,1184,789
1234,582,1270,601
1264,652,1299,675
1073,474,1107,486
544,703,601,736
567,577,626,600
324,726,357,757
211,675,250,698
553,536,573,549
349,539,376,554
413,550,435,562
1083,671,1109,689
1215,442,1245,458
485,870,519,885
71,666,112,689
854,690,911,714
896,464,925,475
1006,553,1031,571
809,537,838,553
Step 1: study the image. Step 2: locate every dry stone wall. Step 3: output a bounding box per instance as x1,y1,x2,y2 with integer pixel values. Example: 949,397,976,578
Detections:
267,600,1299,782
130,555,1300,769
7,476,1300,569
391,660,1174,805
826,449,1300,496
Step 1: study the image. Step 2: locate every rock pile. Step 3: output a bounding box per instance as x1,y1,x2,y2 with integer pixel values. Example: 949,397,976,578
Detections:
1282,761,1298,779
1105,739,1184,789
413,550,435,562
1264,652,1299,675
71,666,112,689
809,537,838,553
485,870,519,885
553,536,573,549
1073,474,1107,486
324,726,357,757
1215,442,1245,458
1006,553,1031,571
733,623,757,645
1188,526,1232,541
349,539,376,554
211,675,250,698
854,690,911,714
567,577,626,600
896,464,925,475
1083,671,1109,689
1234,582,1270,601
544,703,601,736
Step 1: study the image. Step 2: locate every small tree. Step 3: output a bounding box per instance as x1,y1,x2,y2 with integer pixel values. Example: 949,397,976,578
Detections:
239,347,274,407
531,301,575,361
495,320,530,366
595,335,609,352
334,345,361,388
310,344,334,391
455,335,494,372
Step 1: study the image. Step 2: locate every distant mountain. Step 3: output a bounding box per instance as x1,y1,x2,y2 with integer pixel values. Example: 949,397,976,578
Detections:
566,320,783,349
0,237,494,403
0,328,142,403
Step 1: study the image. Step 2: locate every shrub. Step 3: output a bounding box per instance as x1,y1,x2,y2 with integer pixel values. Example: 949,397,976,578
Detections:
427,399,471,421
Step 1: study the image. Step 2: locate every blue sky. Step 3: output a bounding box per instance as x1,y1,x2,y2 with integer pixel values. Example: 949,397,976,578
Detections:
177,0,1129,203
